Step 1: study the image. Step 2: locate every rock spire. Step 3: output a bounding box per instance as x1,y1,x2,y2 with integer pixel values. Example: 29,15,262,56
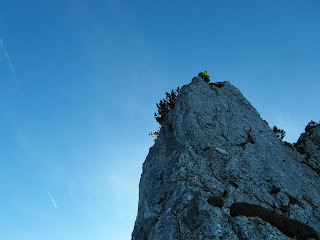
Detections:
132,77,320,240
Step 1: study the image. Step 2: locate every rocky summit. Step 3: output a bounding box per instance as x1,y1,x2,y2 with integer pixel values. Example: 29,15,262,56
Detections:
132,77,320,240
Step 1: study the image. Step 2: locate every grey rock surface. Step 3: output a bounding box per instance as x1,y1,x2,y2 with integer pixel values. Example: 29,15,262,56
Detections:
132,77,320,240
295,126,320,176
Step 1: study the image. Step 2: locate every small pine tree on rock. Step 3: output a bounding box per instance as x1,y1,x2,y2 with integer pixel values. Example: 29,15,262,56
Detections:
273,125,286,141
149,87,180,141
154,87,180,126
305,120,320,132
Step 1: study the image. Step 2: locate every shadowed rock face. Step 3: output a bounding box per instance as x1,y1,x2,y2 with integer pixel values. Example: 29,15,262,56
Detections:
132,77,320,240
295,126,320,176
230,202,319,240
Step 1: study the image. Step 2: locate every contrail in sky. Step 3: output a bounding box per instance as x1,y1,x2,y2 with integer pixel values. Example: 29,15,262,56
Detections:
44,185,58,209
0,37,23,96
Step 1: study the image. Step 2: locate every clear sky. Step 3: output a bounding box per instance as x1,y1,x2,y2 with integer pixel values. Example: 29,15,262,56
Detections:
0,1,319,239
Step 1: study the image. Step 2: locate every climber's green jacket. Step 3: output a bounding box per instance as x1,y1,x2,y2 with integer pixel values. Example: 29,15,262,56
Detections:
198,71,210,83
202,71,209,78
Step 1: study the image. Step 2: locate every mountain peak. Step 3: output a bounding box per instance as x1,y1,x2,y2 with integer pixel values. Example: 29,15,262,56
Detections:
132,77,320,240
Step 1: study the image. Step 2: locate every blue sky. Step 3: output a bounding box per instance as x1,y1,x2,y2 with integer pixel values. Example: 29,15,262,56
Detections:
0,0,319,239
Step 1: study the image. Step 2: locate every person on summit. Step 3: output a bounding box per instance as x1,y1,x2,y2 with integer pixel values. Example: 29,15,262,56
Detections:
198,71,210,83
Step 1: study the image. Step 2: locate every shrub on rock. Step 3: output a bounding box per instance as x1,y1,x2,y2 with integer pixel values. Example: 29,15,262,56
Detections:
149,87,180,140
305,120,320,132
273,126,286,141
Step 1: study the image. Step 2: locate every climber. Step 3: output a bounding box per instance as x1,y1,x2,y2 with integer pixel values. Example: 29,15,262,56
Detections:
198,71,210,83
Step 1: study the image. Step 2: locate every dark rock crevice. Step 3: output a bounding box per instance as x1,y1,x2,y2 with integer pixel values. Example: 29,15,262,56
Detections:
303,195,318,211
239,128,256,149
207,195,224,208
287,194,304,208
209,81,225,88
230,202,319,240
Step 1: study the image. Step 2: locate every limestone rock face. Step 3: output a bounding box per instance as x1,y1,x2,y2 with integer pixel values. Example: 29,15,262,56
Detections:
295,126,320,176
132,77,320,240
